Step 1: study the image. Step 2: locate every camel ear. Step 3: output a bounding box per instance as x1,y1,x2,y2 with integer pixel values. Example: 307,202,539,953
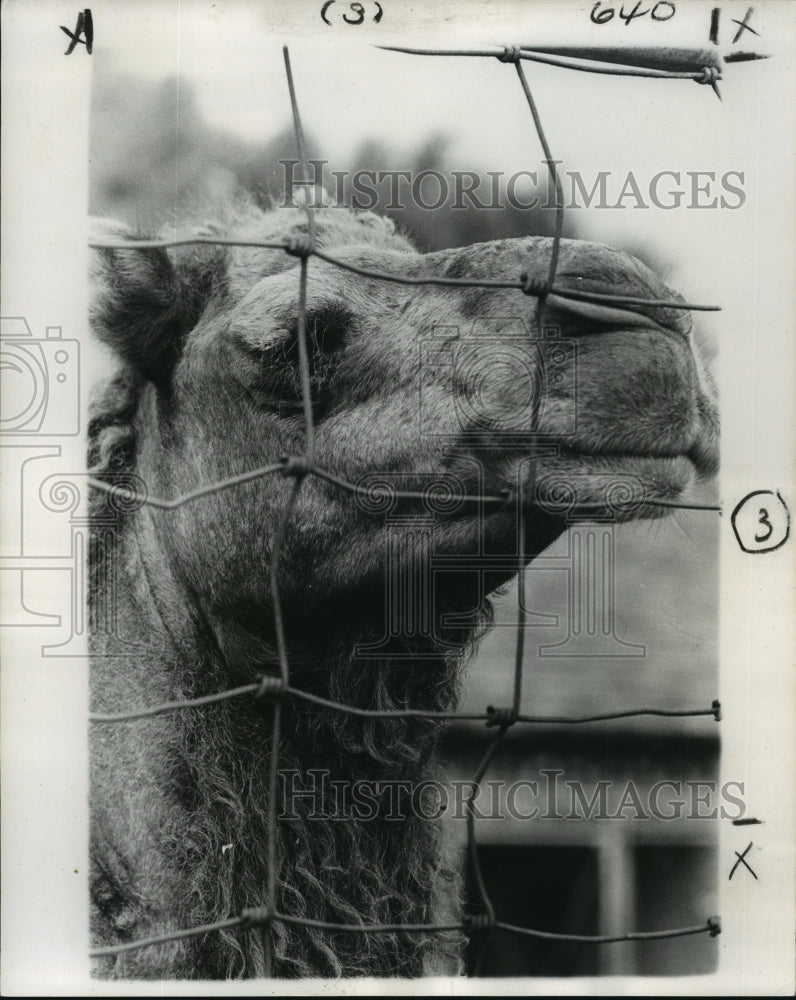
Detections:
89,219,222,383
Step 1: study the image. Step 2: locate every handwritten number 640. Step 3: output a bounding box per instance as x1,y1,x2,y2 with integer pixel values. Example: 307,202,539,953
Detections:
321,0,384,25
591,1,676,24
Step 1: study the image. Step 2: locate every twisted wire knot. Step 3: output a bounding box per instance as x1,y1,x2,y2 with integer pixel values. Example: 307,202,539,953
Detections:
256,675,285,700
712,699,722,721
281,455,312,478
696,66,720,85
486,705,519,729
240,906,272,929
708,915,721,937
465,912,495,933
519,272,547,297
285,234,314,258
498,46,522,64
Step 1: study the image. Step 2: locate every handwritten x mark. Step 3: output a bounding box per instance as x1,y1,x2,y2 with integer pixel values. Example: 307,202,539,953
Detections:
729,841,757,881
732,7,760,44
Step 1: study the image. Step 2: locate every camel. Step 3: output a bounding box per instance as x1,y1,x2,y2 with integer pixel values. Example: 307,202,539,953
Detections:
88,204,718,978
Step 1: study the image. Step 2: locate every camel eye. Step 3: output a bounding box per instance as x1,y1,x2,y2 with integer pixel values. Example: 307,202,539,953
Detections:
254,304,350,405
282,304,351,392
234,304,351,409
300,304,351,358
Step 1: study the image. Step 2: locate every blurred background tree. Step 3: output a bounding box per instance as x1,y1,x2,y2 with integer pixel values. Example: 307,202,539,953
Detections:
90,68,578,248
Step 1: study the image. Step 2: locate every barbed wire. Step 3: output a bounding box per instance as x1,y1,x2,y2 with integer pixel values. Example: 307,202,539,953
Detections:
377,44,724,86
88,41,723,976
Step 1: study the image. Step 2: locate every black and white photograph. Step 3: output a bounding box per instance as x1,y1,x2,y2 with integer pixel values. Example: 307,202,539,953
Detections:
1,0,794,993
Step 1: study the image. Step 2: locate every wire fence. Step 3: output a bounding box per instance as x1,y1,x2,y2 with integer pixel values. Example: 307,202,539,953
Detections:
88,43,723,976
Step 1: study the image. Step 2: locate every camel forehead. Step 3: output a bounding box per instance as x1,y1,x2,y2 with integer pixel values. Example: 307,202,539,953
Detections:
424,236,658,287
215,206,671,304
194,208,690,353
223,206,417,293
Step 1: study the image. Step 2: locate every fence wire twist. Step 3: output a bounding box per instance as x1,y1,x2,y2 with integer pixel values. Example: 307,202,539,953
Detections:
88,44,723,975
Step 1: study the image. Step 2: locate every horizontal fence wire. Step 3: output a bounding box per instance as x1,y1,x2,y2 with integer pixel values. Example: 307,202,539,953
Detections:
89,680,722,724
90,910,721,959
89,235,721,313
87,463,723,514
88,43,722,972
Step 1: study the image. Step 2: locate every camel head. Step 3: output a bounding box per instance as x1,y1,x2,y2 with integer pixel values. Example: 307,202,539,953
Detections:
90,206,718,656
